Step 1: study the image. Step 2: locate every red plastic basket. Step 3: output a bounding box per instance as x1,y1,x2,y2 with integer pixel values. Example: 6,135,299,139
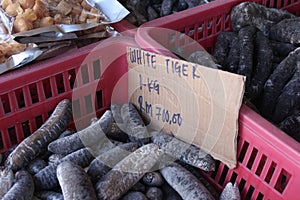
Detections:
136,0,300,199
0,19,136,151
0,36,137,154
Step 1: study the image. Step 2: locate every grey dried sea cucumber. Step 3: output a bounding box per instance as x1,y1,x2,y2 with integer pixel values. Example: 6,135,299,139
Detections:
272,67,300,124
5,99,72,172
95,143,163,200
0,167,14,199
34,147,95,190
260,48,300,119
230,2,294,35
279,109,300,142
87,142,139,183
219,182,241,200
270,17,300,45
160,162,214,200
151,131,215,171
2,170,34,200
237,26,257,91
48,110,114,155
57,161,97,200
121,103,150,145
247,31,273,100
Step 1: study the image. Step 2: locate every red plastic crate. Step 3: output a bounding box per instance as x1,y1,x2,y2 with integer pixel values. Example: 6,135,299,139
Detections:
136,0,300,199
113,19,137,37
0,36,137,153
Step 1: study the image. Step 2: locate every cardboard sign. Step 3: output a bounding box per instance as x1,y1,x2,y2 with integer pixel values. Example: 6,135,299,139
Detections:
127,47,245,168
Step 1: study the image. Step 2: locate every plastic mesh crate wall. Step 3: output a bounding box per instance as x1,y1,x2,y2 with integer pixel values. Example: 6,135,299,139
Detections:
0,37,136,154
136,0,300,199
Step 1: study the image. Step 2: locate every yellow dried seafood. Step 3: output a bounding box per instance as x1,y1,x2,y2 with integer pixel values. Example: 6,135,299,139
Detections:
0,40,27,64
1,0,106,33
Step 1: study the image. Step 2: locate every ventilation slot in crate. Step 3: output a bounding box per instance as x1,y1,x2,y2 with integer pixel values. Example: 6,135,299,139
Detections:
96,90,103,110
195,24,204,41
42,78,52,99
210,160,221,180
0,131,4,151
218,165,229,186
35,115,44,130
257,192,264,200
8,126,17,146
205,19,214,38
55,73,65,94
72,99,81,119
256,154,267,176
81,64,90,85
21,120,31,139
245,185,255,200
239,178,247,192
1,94,11,114
29,83,39,104
15,88,25,109
275,169,291,193
68,69,77,89
215,15,225,33
246,148,258,170
224,14,231,30
93,59,101,80
230,171,238,183
84,94,93,115
238,141,249,163
186,26,197,38
47,109,54,118
265,161,277,184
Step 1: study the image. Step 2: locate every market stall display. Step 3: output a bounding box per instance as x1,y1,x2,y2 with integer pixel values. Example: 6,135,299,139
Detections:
0,0,299,199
